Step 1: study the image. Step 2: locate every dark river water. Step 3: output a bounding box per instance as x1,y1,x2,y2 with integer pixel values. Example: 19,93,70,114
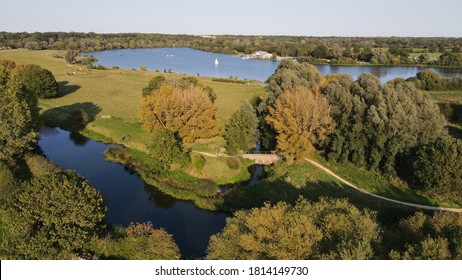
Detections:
39,127,228,258
86,47,462,82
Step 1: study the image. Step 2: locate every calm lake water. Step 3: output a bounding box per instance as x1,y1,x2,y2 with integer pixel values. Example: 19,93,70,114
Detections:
39,127,228,258
87,48,462,83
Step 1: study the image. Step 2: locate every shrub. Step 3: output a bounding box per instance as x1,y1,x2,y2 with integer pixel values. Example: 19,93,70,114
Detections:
226,157,240,170
11,64,59,98
192,155,206,172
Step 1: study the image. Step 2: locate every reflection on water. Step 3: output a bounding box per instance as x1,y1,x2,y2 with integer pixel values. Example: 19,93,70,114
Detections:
315,64,462,83
69,131,90,146
39,127,228,258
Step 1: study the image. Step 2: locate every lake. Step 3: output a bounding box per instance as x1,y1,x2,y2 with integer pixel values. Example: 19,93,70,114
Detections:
39,127,228,258
86,48,462,83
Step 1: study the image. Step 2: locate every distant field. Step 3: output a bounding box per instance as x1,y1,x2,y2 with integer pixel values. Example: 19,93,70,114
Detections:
0,49,265,151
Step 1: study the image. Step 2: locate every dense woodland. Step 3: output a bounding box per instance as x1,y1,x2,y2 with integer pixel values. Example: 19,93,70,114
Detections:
1,46,462,260
1,32,462,66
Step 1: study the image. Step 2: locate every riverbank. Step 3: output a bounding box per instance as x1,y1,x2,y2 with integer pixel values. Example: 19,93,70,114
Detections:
3,49,461,212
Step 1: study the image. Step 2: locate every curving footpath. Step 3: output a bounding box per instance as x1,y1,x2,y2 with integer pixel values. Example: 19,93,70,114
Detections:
304,158,462,213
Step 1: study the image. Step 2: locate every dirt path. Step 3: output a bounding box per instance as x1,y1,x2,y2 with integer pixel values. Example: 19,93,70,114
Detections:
305,158,462,213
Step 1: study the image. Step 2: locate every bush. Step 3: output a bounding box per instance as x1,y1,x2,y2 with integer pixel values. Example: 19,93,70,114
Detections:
140,65,147,71
0,59,16,70
226,157,240,170
92,223,180,260
192,155,206,172
11,64,59,98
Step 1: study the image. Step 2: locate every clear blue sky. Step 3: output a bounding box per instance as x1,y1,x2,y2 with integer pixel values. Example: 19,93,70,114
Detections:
1,0,461,37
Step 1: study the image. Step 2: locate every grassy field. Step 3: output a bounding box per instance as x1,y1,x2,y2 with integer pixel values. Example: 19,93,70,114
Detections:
0,49,265,152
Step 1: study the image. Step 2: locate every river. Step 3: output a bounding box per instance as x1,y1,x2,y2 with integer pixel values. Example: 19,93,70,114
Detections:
39,127,228,258
86,47,462,83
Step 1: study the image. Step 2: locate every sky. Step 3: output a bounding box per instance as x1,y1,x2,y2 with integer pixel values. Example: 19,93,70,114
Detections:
1,0,461,37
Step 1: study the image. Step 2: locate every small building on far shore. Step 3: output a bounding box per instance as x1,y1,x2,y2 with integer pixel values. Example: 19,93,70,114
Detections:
251,50,273,59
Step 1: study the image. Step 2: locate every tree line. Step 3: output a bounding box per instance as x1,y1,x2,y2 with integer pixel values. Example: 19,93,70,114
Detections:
258,60,461,203
1,32,462,66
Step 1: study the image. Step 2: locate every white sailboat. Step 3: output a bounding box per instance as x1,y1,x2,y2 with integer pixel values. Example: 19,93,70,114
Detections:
214,58,219,65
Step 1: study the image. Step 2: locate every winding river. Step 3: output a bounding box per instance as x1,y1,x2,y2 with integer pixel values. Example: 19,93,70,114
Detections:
39,127,228,258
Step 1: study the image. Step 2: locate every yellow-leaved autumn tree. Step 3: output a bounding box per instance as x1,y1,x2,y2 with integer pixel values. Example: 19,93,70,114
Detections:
266,87,334,159
140,85,220,143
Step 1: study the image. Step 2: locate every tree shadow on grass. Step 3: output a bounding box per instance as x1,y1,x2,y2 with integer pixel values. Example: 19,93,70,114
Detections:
448,125,462,139
57,81,81,97
223,177,421,225
41,102,102,131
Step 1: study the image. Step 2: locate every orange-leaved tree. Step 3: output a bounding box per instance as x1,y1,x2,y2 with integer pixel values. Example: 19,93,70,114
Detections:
140,85,220,143
266,87,334,160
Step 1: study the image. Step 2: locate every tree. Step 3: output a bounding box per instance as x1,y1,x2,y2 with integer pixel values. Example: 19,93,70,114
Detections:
140,85,220,143
266,87,334,159
206,198,380,260
65,48,79,64
224,101,259,155
311,44,331,59
262,60,326,150
142,75,166,97
12,64,59,98
149,127,189,170
0,77,38,160
397,137,462,201
96,222,180,260
324,74,446,174
388,212,462,260
416,70,441,90
4,170,106,259
265,59,325,102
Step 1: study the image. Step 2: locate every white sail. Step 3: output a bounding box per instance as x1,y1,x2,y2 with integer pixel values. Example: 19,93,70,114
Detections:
214,58,219,65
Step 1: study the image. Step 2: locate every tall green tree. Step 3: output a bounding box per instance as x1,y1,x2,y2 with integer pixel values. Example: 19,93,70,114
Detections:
224,101,259,155
149,127,189,170
4,170,106,259
323,74,446,174
397,137,462,201
0,77,38,160
207,198,380,260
